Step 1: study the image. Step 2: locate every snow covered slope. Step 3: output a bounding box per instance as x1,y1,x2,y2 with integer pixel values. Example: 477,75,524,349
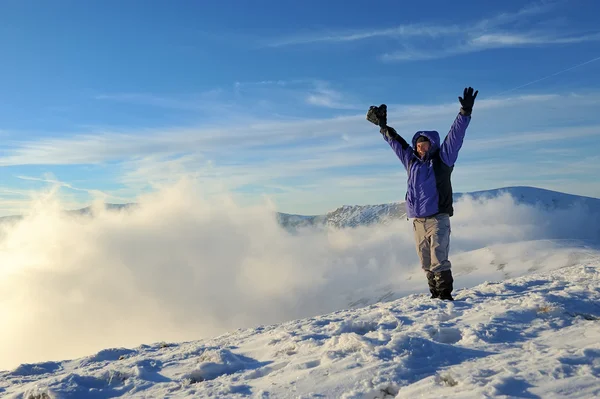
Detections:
2,255,600,398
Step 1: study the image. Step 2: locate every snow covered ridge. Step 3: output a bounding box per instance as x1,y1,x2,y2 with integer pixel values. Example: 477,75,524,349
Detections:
2,262,600,398
276,202,407,230
3,186,598,230
280,186,600,230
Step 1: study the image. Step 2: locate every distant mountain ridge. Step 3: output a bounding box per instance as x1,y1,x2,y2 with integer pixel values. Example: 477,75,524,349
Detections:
277,202,407,231
278,186,600,230
0,203,137,225
1,187,599,231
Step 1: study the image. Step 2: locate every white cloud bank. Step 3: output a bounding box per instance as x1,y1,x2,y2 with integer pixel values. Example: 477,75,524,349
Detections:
0,180,599,371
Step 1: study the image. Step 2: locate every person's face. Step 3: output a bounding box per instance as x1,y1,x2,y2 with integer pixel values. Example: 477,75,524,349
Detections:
416,141,430,158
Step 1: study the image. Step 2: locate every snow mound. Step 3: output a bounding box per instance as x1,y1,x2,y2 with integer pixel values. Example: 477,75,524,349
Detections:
2,258,600,398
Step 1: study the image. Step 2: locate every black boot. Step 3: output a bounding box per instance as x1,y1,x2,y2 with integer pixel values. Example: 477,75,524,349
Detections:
435,270,454,301
426,271,439,298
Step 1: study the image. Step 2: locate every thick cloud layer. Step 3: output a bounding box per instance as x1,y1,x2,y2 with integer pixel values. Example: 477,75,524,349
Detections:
0,180,598,370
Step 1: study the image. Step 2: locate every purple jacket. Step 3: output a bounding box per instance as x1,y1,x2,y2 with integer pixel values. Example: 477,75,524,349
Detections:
382,113,471,218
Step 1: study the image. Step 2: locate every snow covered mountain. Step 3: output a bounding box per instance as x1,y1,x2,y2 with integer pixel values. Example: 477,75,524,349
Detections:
278,186,600,231
2,253,600,398
276,202,406,231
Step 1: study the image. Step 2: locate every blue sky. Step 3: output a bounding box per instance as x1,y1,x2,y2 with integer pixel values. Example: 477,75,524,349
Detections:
0,0,599,216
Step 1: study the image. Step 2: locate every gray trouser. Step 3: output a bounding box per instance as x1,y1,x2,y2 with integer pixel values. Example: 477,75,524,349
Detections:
413,213,452,273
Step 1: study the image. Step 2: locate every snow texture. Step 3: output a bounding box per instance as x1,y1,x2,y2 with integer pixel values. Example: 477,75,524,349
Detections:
2,260,600,398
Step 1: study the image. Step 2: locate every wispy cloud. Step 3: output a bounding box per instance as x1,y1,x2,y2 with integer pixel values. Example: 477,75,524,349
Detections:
263,2,600,62
233,79,309,89
264,24,460,47
473,1,557,30
117,91,597,211
95,90,226,112
0,187,35,198
115,122,599,193
2,90,599,214
381,31,600,62
470,32,600,46
16,175,130,202
305,82,361,110
96,79,361,115
468,125,600,150
95,93,202,111
0,91,595,168
265,2,549,47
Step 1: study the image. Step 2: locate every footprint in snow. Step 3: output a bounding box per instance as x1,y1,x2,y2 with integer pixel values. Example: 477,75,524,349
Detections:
297,359,321,370
427,326,463,345
332,320,379,336
558,348,600,377
245,361,290,380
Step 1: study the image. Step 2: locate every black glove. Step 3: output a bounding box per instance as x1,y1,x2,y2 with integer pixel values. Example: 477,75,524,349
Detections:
366,104,387,128
459,87,478,116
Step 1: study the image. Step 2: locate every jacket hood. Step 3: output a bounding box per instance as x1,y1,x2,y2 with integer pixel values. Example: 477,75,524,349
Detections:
412,130,441,151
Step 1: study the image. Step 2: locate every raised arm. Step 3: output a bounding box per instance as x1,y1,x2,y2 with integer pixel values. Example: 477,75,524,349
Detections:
440,87,478,167
381,126,414,170
440,113,470,166
366,103,414,171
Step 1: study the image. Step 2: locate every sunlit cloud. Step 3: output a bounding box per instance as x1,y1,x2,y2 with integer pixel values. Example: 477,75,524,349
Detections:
0,180,598,370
